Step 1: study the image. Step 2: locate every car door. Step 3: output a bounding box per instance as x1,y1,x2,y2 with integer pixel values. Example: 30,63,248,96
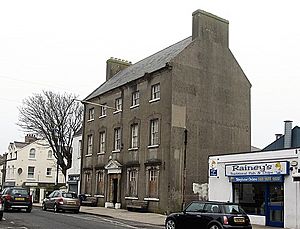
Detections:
201,203,221,227
182,202,205,229
45,191,54,208
49,191,58,209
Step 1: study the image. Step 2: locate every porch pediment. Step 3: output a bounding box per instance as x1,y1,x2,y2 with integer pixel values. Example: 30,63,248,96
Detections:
105,159,122,174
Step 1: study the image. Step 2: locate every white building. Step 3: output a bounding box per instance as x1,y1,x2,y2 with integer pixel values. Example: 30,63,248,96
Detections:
66,129,82,194
5,135,65,203
209,148,300,228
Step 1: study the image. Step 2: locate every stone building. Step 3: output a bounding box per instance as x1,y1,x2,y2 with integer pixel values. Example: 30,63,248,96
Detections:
81,9,251,213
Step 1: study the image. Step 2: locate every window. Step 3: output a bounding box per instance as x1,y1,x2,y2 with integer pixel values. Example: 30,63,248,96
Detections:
46,168,52,176
84,173,92,194
99,132,106,153
132,91,139,107
100,104,107,117
12,165,14,176
28,166,35,178
148,168,159,198
87,135,93,155
114,128,121,151
96,170,105,195
151,83,160,100
47,150,52,159
131,124,139,148
88,108,95,120
150,119,159,146
185,202,205,212
78,140,82,158
115,98,122,111
128,169,138,197
29,148,36,159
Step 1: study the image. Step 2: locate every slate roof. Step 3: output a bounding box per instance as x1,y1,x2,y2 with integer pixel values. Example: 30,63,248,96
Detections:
85,37,192,100
262,126,300,151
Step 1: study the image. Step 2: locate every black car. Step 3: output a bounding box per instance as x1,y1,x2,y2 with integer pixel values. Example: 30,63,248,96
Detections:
0,187,32,212
165,201,252,229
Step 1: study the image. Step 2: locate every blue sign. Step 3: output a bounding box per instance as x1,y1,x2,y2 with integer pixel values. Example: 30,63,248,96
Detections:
210,169,218,177
229,175,283,183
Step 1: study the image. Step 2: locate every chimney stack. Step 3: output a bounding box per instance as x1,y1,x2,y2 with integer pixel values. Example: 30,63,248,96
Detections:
106,57,132,81
25,134,37,144
192,10,229,46
284,120,293,148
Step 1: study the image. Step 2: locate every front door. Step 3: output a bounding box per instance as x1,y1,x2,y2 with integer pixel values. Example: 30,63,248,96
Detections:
266,183,284,227
112,179,118,204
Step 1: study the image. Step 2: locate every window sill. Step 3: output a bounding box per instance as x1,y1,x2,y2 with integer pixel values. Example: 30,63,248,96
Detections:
97,152,105,155
125,197,139,200
148,145,159,149
113,110,122,115
149,98,160,103
128,147,138,151
28,158,36,161
46,175,52,177
112,150,121,153
85,154,92,157
27,178,35,180
144,197,159,202
130,104,139,109
99,115,107,119
47,158,54,160
94,194,104,198
87,119,94,122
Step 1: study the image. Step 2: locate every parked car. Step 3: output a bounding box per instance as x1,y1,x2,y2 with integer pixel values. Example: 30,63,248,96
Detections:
0,187,32,212
0,198,4,220
165,201,252,229
42,190,80,213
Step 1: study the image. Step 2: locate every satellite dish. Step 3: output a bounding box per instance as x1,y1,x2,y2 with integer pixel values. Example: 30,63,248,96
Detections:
18,168,23,175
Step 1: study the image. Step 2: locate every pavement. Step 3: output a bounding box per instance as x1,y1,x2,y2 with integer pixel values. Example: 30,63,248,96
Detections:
33,203,275,229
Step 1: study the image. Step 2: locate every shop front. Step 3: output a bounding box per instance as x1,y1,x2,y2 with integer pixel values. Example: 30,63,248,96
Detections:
209,148,300,228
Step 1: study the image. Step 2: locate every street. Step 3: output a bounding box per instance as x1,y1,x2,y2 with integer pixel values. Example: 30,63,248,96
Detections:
0,208,163,229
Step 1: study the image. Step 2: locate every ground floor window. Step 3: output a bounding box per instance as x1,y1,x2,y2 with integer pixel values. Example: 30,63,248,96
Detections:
127,168,138,197
84,172,92,194
96,170,105,195
146,166,160,198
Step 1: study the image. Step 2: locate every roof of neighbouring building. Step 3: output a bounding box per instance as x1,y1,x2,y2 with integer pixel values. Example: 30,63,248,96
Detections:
262,126,300,151
85,37,193,100
13,141,29,149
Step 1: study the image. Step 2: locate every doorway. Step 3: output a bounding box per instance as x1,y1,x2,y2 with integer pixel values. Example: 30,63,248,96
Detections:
112,178,118,204
266,183,284,227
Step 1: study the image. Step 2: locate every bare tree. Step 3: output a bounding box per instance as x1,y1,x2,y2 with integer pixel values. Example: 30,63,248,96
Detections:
18,91,83,180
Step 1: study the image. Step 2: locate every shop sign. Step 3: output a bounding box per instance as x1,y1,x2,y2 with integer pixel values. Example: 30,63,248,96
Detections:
68,175,80,182
225,161,289,176
229,175,283,183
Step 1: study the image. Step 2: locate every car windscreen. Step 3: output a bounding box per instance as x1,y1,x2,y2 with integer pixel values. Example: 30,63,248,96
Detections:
11,189,28,195
223,204,245,214
62,193,78,198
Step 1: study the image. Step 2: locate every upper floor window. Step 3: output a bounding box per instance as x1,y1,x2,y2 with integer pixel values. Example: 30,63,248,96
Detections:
115,98,122,111
114,128,121,151
88,108,95,121
29,148,36,159
99,132,106,153
151,83,160,101
47,150,53,159
100,104,107,117
132,91,140,107
46,168,52,176
131,124,139,148
150,119,159,146
28,166,35,179
87,135,93,155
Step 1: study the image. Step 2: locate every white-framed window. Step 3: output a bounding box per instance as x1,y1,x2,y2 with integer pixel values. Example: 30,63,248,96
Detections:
131,124,138,148
99,132,106,153
96,170,105,195
29,148,36,159
100,104,107,117
132,91,139,106
114,128,121,151
151,83,160,100
85,172,92,194
87,135,93,155
150,119,159,146
46,168,52,176
115,98,122,111
128,169,138,197
47,150,53,159
148,168,159,198
28,166,35,179
88,108,95,121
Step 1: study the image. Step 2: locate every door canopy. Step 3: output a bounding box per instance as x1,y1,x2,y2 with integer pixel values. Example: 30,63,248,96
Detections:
104,159,122,174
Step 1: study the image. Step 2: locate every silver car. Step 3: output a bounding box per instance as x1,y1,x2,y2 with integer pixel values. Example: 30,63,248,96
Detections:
42,190,80,213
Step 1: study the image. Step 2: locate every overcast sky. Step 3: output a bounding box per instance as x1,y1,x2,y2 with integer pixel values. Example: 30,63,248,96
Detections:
1,0,300,154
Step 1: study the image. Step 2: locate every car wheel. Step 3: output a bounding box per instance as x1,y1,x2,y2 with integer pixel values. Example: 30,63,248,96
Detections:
54,204,59,213
42,202,47,211
208,224,222,229
166,219,176,229
26,208,32,213
74,209,79,214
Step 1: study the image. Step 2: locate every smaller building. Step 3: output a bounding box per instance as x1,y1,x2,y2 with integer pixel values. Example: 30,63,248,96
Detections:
66,128,82,194
5,135,65,203
209,148,300,228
